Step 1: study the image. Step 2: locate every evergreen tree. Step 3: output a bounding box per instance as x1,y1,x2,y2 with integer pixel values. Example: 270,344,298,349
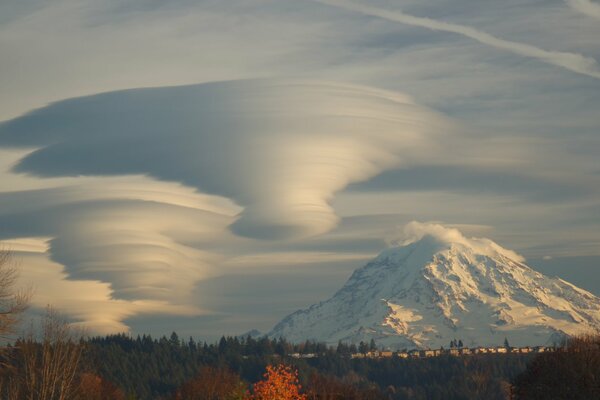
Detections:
370,338,377,351
359,341,369,354
169,332,180,347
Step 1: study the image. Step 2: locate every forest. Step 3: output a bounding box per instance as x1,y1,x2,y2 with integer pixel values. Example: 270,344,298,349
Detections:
4,321,600,400
0,325,538,400
83,332,535,399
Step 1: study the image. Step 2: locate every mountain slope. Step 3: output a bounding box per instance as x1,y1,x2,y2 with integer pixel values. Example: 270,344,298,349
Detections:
269,223,600,349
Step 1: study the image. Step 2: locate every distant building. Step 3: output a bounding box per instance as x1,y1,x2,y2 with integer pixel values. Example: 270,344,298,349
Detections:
533,346,551,353
423,350,436,357
409,349,421,358
344,344,547,360
291,352,316,358
519,347,532,354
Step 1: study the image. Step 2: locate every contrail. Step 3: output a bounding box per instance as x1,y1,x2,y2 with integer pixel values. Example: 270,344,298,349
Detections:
565,0,600,19
314,0,600,79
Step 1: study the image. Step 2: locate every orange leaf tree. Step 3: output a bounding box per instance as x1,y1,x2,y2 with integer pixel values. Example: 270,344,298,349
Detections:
248,364,307,400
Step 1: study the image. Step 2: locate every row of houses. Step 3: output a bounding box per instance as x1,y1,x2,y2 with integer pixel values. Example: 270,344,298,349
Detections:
350,346,554,359
287,346,554,360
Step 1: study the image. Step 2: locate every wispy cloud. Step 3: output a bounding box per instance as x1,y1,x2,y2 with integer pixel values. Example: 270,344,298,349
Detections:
313,0,600,79
566,0,600,20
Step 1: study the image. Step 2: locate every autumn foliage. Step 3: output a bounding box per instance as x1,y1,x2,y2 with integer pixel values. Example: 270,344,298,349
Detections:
76,372,126,400
306,372,382,400
171,366,246,400
247,364,307,400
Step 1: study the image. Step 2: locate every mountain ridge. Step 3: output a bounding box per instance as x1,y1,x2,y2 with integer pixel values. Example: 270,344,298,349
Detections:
269,223,600,349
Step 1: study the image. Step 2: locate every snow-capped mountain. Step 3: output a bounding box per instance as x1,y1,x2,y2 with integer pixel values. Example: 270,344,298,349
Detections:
269,223,600,349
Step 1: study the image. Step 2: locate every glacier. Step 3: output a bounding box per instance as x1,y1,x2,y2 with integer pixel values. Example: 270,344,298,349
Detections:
269,223,600,349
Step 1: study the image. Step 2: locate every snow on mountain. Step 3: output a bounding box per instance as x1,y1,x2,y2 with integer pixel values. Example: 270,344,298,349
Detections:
269,222,600,349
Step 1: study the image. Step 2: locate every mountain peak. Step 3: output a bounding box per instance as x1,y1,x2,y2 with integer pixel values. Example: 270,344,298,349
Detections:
270,223,600,349
388,221,525,262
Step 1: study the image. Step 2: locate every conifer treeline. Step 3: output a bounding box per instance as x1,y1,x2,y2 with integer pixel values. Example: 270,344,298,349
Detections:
83,332,532,399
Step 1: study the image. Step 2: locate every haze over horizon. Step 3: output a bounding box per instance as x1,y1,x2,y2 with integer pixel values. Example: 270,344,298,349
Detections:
0,0,599,341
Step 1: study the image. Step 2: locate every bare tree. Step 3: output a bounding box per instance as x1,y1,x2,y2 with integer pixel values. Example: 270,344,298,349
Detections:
16,307,85,400
0,249,30,337
0,248,31,398
0,306,85,400
0,249,88,399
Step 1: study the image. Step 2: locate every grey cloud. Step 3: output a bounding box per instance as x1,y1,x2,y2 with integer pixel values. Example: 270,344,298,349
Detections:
0,79,452,240
127,261,364,340
1,0,598,339
530,255,600,295
0,78,458,334
346,165,597,202
0,196,232,301
565,0,600,19
0,0,43,25
190,266,361,337
315,0,600,79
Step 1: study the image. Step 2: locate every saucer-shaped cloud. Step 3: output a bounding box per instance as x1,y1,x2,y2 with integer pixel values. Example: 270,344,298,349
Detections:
0,80,450,240
0,174,238,304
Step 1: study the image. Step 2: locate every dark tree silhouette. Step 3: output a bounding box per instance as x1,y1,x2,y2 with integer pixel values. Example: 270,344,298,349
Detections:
0,250,30,337
513,334,600,399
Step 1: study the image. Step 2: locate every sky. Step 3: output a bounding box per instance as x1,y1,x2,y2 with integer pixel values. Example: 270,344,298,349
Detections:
0,0,599,340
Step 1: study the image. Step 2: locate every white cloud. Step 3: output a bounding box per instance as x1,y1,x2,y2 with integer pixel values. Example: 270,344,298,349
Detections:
333,189,600,258
0,0,598,338
314,0,600,79
0,79,456,331
400,221,525,262
8,238,204,334
0,0,335,121
0,79,453,240
566,0,600,19
0,171,239,332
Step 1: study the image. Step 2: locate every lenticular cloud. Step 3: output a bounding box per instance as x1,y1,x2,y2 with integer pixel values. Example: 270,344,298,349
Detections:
0,79,450,240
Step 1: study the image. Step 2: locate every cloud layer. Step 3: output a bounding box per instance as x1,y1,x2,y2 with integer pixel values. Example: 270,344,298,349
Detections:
0,0,598,338
0,79,451,240
6,237,204,334
399,221,525,262
0,79,458,332
314,0,600,79
566,0,600,19
0,173,238,329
